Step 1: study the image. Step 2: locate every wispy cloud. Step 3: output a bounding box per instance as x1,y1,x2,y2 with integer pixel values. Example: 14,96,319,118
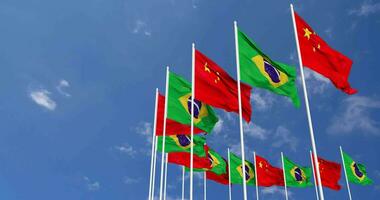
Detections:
324,27,333,39
136,121,153,144
349,1,380,16
56,79,71,97
113,143,137,157
132,20,151,36
328,95,380,135
244,122,269,140
213,118,224,134
83,176,100,191
29,89,57,111
124,176,141,184
261,186,293,198
272,126,298,152
302,68,330,94
251,91,275,111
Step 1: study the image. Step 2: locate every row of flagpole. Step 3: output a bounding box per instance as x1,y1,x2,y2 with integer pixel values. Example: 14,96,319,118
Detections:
145,4,359,200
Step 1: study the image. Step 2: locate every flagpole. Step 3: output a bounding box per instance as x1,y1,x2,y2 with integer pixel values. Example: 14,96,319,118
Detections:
190,42,195,200
228,148,232,200
159,66,170,200
281,152,289,200
234,20,248,200
290,4,325,200
204,171,207,200
340,146,353,200
148,89,159,200
163,153,168,200
310,150,320,200
151,136,158,200
253,151,259,200
182,166,185,200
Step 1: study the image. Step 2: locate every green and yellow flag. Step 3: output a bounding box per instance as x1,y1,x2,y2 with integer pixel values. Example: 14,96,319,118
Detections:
283,156,312,187
168,72,219,133
238,29,300,107
229,152,255,185
186,148,227,175
157,135,206,157
342,151,373,185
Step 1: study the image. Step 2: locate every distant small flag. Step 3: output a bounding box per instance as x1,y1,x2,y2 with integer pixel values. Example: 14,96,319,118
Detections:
157,135,206,156
195,49,252,122
255,155,284,187
294,12,357,94
229,152,256,185
342,151,373,185
237,29,300,107
168,145,211,170
283,156,313,187
314,156,342,190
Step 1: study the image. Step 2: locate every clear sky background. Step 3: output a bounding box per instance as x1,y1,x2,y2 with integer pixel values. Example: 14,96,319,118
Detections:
0,0,380,199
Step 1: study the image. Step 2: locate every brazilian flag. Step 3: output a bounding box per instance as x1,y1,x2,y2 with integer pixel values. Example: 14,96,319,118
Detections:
168,72,219,133
283,156,312,187
157,135,206,157
342,151,373,185
186,148,227,175
229,152,255,185
238,29,300,107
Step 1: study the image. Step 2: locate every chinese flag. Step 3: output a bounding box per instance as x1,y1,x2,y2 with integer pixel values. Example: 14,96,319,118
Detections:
156,94,204,136
294,12,357,95
206,163,229,185
167,145,211,169
256,155,285,187
314,157,342,190
195,50,252,122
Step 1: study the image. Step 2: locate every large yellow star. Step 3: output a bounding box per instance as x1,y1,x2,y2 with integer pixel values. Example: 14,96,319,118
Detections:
303,28,312,40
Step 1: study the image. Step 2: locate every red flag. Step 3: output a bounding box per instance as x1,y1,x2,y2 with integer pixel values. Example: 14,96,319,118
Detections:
314,157,342,190
195,50,252,122
294,12,357,95
168,145,211,169
256,155,284,187
206,160,229,185
156,94,203,136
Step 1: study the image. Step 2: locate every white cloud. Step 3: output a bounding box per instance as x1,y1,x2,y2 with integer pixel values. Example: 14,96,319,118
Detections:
29,89,57,111
83,176,100,191
261,187,293,198
302,68,330,94
324,27,333,39
124,176,140,184
349,1,380,16
251,91,275,111
114,143,137,157
132,20,151,36
213,119,223,134
328,96,380,135
244,122,269,140
136,122,153,143
272,126,298,152
56,79,71,97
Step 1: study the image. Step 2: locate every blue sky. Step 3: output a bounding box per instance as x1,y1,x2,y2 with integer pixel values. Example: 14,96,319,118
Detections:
0,0,380,199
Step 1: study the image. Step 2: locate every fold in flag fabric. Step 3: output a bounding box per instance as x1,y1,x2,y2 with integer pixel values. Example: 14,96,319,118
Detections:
255,155,284,187
168,72,219,133
157,135,206,157
229,152,255,185
195,49,252,122
168,145,211,170
294,12,357,95
206,165,230,185
342,151,373,185
156,93,203,136
238,29,300,107
314,156,342,190
185,148,227,175
283,156,313,187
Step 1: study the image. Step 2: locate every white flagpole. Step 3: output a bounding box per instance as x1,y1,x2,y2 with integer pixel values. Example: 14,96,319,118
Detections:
228,148,232,200
190,43,195,200
204,171,207,200
340,146,353,200
253,152,259,200
164,153,168,200
281,152,289,200
151,136,158,200
233,20,248,200
159,66,170,200
310,150,320,200
148,89,159,200
290,4,325,200
182,166,185,200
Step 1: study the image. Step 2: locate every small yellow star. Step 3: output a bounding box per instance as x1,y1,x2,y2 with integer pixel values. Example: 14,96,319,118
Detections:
204,63,210,73
304,28,312,40
313,44,321,52
259,162,263,168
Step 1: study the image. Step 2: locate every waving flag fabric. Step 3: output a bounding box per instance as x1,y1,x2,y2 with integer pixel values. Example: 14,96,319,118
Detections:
195,49,252,122
229,152,255,185
157,135,206,156
255,155,284,187
294,12,357,94
315,156,342,190
167,145,211,170
342,151,373,185
168,72,219,133
238,29,300,107
283,156,313,187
